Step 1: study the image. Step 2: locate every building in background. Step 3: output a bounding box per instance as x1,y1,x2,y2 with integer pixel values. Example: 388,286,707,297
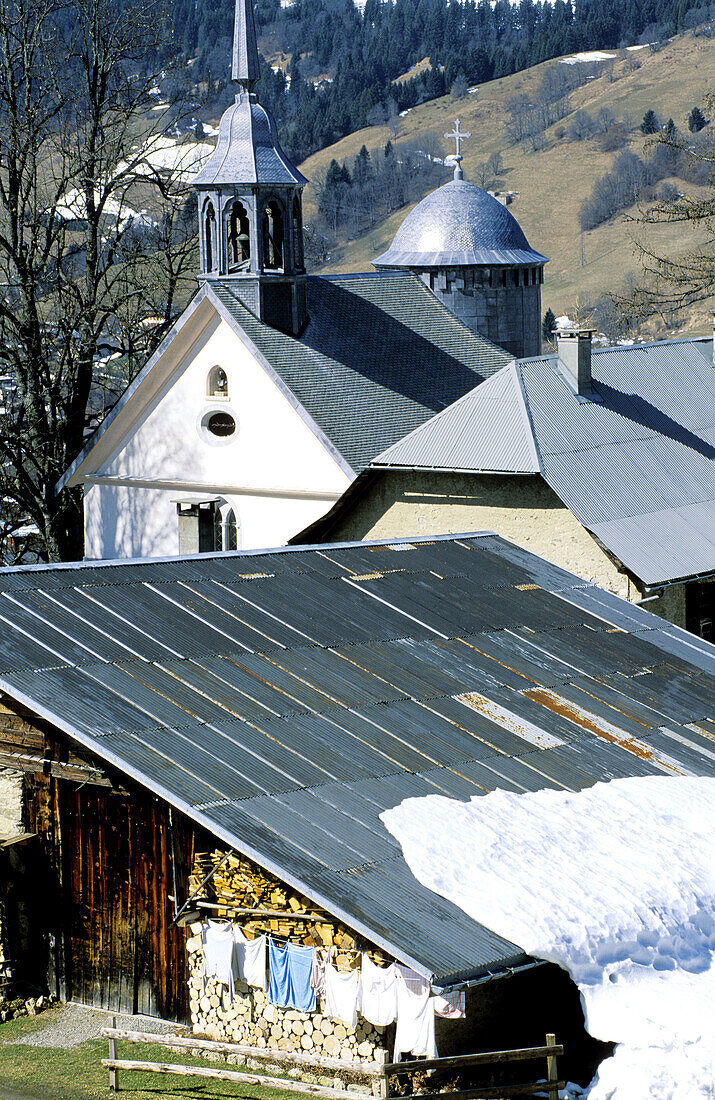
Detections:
56,0,549,562
299,329,715,638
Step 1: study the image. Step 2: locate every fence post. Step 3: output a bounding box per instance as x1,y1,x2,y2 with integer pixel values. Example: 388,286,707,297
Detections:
108,1015,119,1091
545,1032,558,1100
377,1048,389,1100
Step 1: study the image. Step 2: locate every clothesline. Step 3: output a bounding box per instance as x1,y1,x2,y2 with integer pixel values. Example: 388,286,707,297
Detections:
201,917,466,1062
199,904,387,963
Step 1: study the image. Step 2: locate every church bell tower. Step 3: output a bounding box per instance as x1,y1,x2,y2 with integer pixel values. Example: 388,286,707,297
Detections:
193,0,308,335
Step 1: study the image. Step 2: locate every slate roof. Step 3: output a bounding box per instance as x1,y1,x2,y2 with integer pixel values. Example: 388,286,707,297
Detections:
192,94,305,187
376,338,715,587
374,181,548,268
0,534,713,987
211,273,511,471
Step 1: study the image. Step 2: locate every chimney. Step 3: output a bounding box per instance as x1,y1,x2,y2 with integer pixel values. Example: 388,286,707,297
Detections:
556,327,595,396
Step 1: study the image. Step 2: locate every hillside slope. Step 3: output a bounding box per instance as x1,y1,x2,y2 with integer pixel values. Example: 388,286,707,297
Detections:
299,34,714,333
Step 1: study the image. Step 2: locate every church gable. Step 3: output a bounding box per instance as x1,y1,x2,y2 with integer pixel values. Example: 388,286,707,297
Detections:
92,301,351,496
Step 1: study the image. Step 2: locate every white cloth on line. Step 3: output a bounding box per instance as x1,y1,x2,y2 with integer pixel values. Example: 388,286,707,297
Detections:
394,964,437,1060
432,990,466,1019
324,960,360,1027
234,927,267,990
202,919,236,999
359,953,397,1026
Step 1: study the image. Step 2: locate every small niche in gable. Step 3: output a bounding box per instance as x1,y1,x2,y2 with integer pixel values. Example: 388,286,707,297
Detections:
207,365,229,399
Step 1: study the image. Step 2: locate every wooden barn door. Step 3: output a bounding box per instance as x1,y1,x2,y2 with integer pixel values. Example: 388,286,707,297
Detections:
58,784,193,1021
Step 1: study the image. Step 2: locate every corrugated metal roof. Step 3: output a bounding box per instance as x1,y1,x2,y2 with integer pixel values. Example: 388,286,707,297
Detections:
0,533,713,985
374,338,715,585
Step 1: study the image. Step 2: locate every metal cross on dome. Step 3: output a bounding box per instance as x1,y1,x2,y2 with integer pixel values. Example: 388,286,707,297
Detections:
444,119,471,179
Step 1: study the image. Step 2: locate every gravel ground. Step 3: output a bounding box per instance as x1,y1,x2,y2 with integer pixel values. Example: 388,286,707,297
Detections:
9,1002,185,1048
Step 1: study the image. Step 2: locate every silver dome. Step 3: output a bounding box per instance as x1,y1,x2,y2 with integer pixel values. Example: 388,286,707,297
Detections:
374,180,547,268
193,92,306,188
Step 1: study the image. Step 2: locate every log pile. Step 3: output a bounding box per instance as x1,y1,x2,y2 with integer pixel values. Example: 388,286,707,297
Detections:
187,849,393,1079
189,850,390,964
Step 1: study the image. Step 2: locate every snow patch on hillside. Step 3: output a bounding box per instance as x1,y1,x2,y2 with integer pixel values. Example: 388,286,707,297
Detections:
560,50,616,64
381,777,715,1099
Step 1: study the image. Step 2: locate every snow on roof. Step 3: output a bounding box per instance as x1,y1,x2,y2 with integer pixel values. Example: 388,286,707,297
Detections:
382,775,715,1099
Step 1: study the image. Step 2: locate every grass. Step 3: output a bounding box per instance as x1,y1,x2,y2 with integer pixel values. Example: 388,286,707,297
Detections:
0,1010,320,1100
297,32,715,333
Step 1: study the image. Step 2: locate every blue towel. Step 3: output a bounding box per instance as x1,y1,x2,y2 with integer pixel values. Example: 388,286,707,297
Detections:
287,943,316,1012
269,939,292,1008
268,939,316,1012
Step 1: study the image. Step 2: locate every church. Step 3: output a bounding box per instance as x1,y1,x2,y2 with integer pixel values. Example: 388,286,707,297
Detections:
57,0,547,560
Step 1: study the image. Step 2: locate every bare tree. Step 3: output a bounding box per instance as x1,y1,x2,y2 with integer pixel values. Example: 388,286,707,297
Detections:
0,0,196,562
615,112,715,322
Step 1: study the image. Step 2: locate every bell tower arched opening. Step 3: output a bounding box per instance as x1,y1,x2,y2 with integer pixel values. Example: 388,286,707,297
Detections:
262,200,284,271
228,200,251,270
204,202,217,273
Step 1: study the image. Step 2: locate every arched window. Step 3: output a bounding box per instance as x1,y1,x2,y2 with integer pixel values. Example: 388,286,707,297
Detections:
262,200,284,270
223,508,239,551
292,197,303,270
204,203,216,271
213,503,240,552
207,365,229,399
228,201,251,269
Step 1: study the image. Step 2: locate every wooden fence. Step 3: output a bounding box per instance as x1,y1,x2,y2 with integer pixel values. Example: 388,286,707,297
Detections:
102,1023,563,1100
383,1035,564,1100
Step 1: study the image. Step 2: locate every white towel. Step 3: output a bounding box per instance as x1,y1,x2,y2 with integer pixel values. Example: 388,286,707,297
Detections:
359,954,397,1026
324,960,360,1027
394,965,437,1059
432,990,466,1019
202,920,236,998
234,927,267,990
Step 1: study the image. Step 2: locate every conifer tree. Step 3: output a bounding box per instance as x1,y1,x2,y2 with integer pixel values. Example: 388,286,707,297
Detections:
688,106,707,133
640,110,659,134
542,308,556,342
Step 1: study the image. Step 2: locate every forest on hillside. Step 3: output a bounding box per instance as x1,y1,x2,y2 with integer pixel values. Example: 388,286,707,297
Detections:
166,0,714,160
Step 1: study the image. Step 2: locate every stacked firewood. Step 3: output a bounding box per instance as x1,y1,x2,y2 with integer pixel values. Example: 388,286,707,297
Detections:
190,849,389,964
186,848,392,1074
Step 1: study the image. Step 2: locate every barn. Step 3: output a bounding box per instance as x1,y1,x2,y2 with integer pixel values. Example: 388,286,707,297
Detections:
0,533,713,1084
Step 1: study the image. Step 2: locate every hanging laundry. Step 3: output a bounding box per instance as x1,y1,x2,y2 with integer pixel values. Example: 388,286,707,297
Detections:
394,965,437,1060
202,920,236,999
234,927,267,991
324,960,360,1027
311,947,329,998
269,939,316,1012
432,991,466,1019
269,938,292,1008
287,943,316,1013
359,954,397,1027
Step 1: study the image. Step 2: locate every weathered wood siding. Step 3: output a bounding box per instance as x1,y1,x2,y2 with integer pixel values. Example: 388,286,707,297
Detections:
23,761,203,1022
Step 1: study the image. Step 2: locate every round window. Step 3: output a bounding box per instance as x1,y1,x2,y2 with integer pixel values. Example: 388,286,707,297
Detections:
206,411,236,438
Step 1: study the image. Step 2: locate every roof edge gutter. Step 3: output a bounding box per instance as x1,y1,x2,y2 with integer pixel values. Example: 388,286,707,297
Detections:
432,957,545,993
370,464,539,476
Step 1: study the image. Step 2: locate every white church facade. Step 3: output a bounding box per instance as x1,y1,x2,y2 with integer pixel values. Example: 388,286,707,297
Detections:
59,0,546,560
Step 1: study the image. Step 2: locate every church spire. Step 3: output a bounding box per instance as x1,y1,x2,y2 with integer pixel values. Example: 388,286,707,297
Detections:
232,0,260,88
